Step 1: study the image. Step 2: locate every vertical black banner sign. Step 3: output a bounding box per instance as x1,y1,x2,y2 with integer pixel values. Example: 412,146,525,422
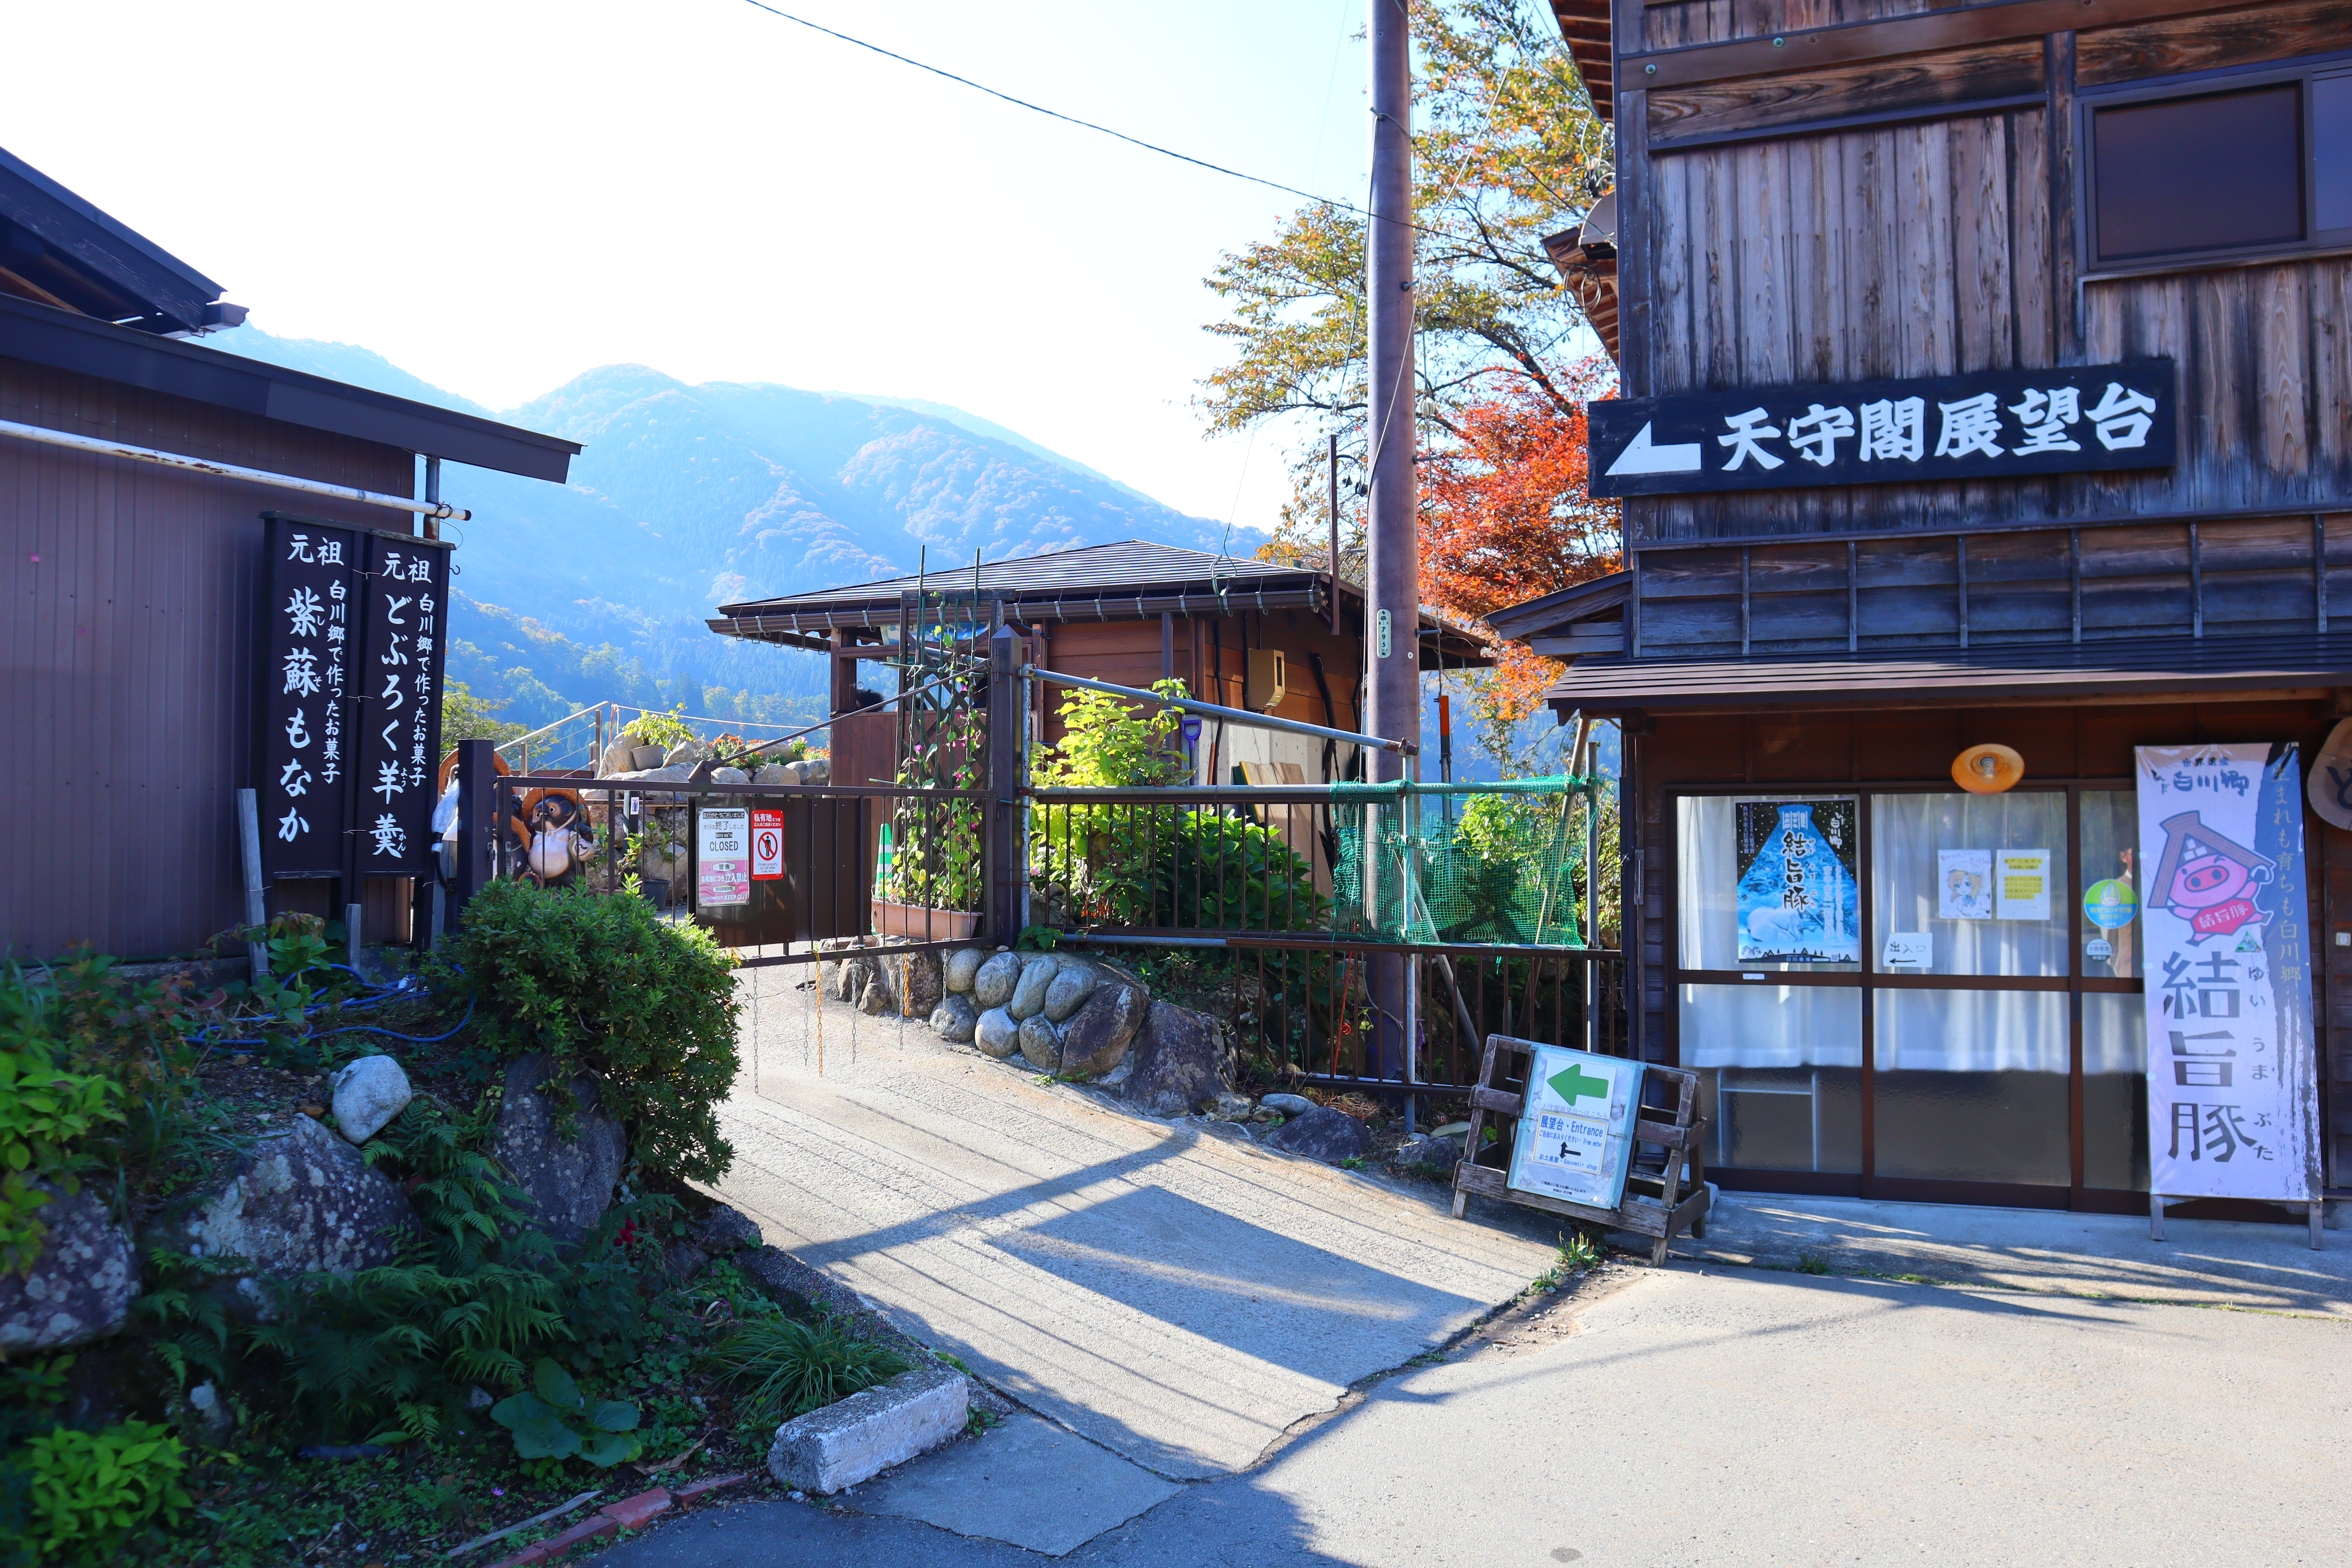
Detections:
259,517,361,878
354,532,452,879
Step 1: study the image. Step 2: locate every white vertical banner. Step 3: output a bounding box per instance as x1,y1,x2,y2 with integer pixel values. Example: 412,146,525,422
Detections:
2135,743,2321,1201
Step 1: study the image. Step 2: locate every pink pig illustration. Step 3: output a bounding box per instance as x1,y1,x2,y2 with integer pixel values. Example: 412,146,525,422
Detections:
2149,810,2274,942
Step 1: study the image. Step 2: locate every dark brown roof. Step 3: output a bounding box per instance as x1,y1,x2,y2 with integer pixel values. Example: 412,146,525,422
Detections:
720,539,1311,615
710,538,1488,659
1542,632,2352,712
1487,570,1629,642
1548,0,1614,122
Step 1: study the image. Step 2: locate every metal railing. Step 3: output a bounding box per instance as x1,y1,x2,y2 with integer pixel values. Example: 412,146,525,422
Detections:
493,701,826,777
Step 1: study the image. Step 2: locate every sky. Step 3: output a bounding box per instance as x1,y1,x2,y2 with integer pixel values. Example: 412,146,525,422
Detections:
4,0,1377,526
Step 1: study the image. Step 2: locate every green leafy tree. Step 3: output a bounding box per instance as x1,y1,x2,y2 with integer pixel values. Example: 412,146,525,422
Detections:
439,679,527,746
1199,0,1617,757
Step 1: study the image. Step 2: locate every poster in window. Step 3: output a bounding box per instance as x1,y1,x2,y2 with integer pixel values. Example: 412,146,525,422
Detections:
1937,849,1993,920
1994,849,2052,921
1734,798,1859,963
2135,743,2320,1202
258,516,362,878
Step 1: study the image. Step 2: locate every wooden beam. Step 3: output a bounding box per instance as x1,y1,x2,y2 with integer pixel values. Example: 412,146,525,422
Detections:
1619,0,2244,93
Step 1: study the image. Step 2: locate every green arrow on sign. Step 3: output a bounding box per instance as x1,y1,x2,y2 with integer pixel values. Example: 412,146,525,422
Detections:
1548,1063,1610,1105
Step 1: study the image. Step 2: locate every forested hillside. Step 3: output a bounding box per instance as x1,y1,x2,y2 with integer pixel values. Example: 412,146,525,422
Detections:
206,327,1245,728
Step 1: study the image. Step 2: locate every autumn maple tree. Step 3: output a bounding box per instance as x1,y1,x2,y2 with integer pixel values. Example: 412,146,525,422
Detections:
1418,372,1622,724
1197,0,1622,761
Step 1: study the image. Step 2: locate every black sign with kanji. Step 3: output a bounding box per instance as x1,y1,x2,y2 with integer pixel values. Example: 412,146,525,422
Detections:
352,532,452,878
1588,359,2176,498
258,517,363,877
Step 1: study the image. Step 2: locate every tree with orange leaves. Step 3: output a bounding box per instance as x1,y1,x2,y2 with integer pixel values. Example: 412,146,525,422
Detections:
1418,368,1621,739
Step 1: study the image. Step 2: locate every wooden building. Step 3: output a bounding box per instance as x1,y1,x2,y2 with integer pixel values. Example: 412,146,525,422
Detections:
1499,0,2352,1212
1,145,578,962
709,539,1485,788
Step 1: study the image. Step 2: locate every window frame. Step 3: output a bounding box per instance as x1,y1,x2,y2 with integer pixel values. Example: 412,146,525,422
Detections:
1664,779,2146,1212
2078,47,2352,281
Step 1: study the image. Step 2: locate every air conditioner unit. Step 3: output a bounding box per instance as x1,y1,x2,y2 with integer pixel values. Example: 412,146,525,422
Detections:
1246,648,1287,712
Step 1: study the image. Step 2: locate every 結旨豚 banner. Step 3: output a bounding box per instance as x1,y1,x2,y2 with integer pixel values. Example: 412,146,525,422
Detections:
2135,744,2321,1202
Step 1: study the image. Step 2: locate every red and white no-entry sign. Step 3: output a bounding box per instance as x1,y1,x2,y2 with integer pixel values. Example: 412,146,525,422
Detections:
751,808,784,880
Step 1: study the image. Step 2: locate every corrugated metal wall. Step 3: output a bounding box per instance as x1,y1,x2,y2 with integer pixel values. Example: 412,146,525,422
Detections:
1,354,416,961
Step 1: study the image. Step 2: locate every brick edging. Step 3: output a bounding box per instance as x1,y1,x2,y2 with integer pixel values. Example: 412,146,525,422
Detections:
481,1473,751,1568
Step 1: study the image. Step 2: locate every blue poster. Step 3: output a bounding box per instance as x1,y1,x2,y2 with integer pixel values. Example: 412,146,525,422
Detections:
1735,799,1860,963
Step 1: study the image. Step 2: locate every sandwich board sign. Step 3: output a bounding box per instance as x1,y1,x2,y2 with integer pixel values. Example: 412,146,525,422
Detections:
1506,1044,1641,1210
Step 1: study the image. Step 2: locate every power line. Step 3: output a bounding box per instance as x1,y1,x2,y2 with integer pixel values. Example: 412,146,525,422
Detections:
733,0,1452,238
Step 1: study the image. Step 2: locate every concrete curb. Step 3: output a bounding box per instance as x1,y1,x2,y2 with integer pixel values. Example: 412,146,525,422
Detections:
766,1363,969,1495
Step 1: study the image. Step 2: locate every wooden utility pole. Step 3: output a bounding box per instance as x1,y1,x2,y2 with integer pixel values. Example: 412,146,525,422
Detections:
1366,0,1418,1081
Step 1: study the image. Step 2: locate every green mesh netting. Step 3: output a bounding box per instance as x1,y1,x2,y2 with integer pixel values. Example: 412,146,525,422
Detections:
1330,779,1593,946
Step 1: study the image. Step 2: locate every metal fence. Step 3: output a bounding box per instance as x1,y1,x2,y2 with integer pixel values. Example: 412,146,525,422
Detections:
1027,773,1623,1105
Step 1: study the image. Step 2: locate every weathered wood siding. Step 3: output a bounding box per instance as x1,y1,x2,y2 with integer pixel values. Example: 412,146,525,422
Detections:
0,354,415,961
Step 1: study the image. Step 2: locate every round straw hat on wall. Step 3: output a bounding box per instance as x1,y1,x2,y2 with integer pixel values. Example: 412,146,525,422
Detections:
1952,743,2024,795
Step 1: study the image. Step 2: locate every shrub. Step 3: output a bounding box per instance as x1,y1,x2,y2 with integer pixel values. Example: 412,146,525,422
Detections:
711,1318,908,1426
621,707,695,753
440,883,739,1183
16,1421,192,1564
0,1045,119,1278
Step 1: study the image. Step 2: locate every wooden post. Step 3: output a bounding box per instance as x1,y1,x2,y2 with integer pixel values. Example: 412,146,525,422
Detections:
236,788,270,978
449,738,497,932
986,624,1025,945
829,629,858,717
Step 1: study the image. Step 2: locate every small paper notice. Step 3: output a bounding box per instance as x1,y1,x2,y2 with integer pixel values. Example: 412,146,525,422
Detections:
1882,932,1933,970
697,807,751,907
1938,849,1993,920
1996,849,2052,920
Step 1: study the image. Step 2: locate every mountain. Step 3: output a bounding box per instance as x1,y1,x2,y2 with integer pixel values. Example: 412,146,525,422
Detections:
202,327,1248,731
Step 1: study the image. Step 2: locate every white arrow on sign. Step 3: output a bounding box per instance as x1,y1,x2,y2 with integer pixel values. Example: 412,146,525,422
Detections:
1603,421,1703,477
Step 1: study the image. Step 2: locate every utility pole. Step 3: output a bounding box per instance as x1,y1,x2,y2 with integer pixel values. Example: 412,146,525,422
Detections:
1366,0,1418,1085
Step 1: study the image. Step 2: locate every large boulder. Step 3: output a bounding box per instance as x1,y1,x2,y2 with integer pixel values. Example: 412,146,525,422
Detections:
1260,1093,1316,1118
974,1007,1020,1059
158,1115,417,1316
751,762,791,786
0,1182,137,1352
944,949,985,995
878,951,944,1018
1260,1105,1370,1163
710,766,750,784
829,953,877,1005
601,738,640,776
1007,955,1058,1021
328,1054,412,1145
972,951,1023,1011
1042,962,1099,1023
1017,1015,1062,1071
663,741,706,768
1118,1002,1233,1118
930,995,978,1043
857,979,891,1016
1056,980,1149,1081
492,1054,628,1247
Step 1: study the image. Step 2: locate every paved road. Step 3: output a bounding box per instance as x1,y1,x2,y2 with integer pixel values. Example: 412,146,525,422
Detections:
603,1261,2352,1567
713,972,1559,1477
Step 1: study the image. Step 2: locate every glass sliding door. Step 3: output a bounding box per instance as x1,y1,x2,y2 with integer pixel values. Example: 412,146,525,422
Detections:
1671,782,2150,1210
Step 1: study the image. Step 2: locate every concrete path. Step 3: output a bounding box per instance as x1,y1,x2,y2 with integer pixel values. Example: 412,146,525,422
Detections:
601,1259,2352,1568
1679,1189,2352,1315
716,971,1561,1481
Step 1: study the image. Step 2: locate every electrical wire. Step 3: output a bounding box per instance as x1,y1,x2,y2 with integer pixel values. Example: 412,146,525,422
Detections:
732,0,1463,241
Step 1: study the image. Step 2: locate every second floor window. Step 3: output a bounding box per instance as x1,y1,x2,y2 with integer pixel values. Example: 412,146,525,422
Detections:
2087,61,2352,271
